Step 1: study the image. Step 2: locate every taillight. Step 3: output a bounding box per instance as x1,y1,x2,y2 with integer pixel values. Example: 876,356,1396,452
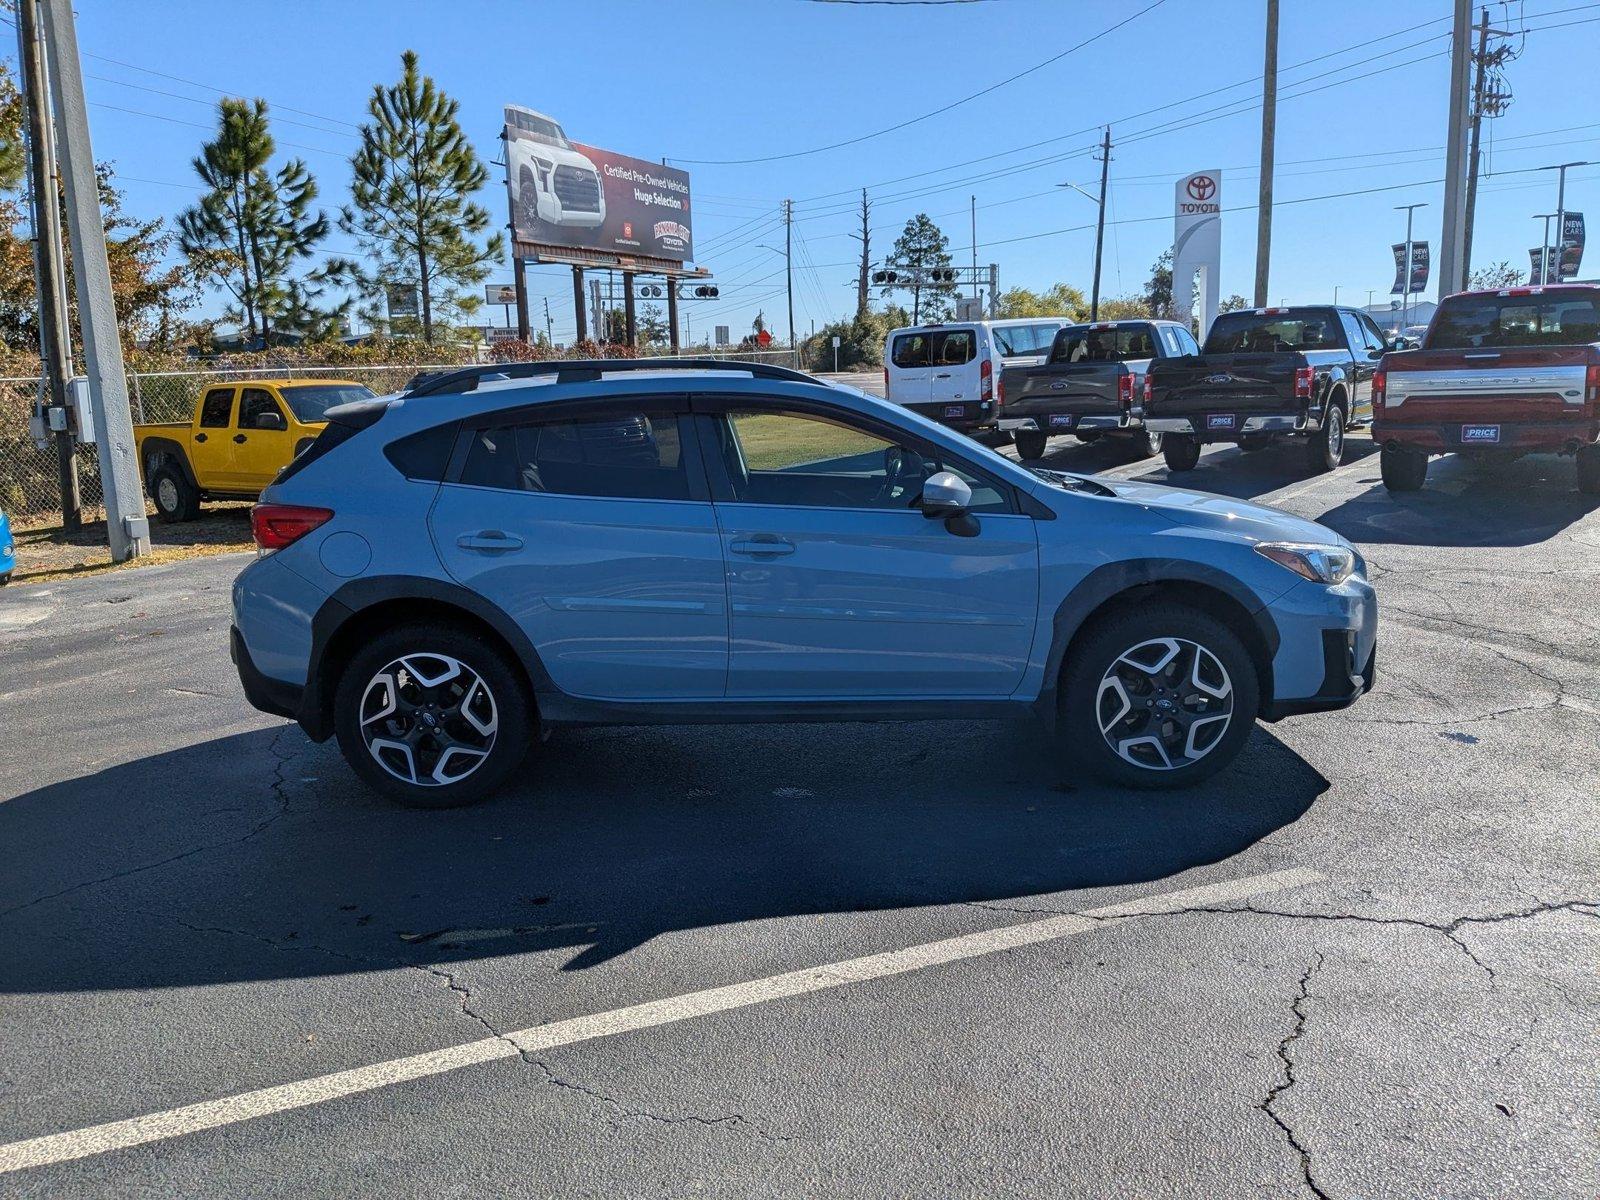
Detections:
1117,373,1135,411
1143,374,1154,405
252,504,333,551
980,357,994,403
1587,362,1599,404
1294,366,1314,399
1372,369,1386,411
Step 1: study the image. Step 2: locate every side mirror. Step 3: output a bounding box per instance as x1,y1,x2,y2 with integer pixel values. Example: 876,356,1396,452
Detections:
255,410,286,431
922,470,981,537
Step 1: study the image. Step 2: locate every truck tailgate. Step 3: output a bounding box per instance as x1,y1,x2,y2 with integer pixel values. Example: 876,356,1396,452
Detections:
1384,347,1590,422
1002,361,1127,417
1150,353,1299,413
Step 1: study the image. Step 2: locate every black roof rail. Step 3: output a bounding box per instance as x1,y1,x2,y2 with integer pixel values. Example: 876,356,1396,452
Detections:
402,357,815,398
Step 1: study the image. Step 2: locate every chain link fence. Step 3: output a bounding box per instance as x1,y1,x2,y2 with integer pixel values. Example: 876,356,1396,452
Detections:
1,351,805,529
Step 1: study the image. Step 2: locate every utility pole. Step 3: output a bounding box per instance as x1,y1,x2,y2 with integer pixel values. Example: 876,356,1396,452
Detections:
39,0,147,560
542,296,553,344
783,199,795,361
571,266,587,344
852,189,871,319
1091,128,1111,322
988,264,999,319
15,0,79,531
1438,0,1473,297
970,195,979,305
1253,0,1278,308
1463,7,1490,283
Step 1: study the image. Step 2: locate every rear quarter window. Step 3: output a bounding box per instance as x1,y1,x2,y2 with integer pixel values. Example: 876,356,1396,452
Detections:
891,334,929,368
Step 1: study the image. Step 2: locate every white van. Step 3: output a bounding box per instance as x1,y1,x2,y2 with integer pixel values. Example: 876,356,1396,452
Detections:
883,318,1071,431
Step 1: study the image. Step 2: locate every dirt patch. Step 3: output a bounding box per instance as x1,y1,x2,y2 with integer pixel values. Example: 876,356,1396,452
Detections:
9,504,256,583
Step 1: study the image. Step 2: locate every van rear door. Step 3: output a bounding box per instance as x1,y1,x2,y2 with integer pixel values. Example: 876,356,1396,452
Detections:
928,326,979,409
887,330,932,405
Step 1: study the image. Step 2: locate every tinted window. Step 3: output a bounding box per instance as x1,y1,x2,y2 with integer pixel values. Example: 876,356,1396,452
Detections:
1204,310,1341,353
384,423,459,481
891,333,929,369
1338,312,1369,355
1177,327,1201,355
930,329,975,366
199,388,234,428
461,411,689,501
991,323,1058,356
715,409,1008,513
1358,314,1390,352
239,388,285,429
1052,324,1156,363
280,384,377,423
1426,292,1600,349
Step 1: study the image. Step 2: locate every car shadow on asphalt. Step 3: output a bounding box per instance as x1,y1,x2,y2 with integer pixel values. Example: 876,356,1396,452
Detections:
1312,453,1600,548
0,717,1327,991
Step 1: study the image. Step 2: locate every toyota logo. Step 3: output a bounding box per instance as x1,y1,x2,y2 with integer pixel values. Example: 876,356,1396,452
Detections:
1186,175,1216,201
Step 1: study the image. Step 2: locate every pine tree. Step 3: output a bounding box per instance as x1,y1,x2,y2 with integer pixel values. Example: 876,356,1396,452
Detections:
882,214,955,324
335,51,502,343
177,99,327,346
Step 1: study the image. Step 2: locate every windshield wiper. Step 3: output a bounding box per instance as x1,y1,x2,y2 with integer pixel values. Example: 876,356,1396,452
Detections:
1028,468,1115,497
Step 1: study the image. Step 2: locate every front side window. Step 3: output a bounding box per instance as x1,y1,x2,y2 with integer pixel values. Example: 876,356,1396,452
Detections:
199,388,234,428
460,410,689,501
712,408,1009,513
239,388,286,429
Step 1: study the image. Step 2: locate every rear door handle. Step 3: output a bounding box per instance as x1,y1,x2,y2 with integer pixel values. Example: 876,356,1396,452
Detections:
194,433,207,443
933,372,952,379
456,530,525,553
729,537,796,558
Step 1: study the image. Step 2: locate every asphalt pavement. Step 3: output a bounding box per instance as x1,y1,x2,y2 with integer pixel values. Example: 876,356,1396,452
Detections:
0,431,1595,1198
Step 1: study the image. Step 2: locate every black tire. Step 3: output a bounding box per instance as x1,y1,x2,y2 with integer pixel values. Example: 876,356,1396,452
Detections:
1014,430,1048,461
1305,400,1347,473
149,462,200,523
1058,604,1260,790
0,573,10,587
333,623,534,809
1162,434,1201,472
1577,444,1600,495
1380,445,1428,492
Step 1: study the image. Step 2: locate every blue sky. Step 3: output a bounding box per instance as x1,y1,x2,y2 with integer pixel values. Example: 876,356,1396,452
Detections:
60,0,1600,342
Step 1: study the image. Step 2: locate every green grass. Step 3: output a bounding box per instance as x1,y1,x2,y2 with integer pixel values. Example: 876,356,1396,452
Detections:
732,413,884,471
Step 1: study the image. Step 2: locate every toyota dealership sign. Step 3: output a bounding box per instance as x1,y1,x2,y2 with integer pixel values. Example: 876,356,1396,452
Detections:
1173,170,1222,336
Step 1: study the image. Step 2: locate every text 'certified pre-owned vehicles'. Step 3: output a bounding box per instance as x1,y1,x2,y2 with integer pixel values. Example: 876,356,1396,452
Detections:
136,380,377,521
1000,319,1202,461
1373,284,1600,494
231,359,1376,809
883,318,1070,432
1144,306,1391,475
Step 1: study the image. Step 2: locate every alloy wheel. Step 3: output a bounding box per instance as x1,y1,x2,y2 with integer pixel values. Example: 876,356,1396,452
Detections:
1095,637,1234,771
359,653,499,787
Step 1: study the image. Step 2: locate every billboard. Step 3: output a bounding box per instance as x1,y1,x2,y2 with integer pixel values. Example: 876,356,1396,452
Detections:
504,105,692,262
1390,241,1429,294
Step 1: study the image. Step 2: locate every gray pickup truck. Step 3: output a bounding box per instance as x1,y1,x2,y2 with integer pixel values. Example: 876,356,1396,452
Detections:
998,319,1199,460
1143,305,1392,474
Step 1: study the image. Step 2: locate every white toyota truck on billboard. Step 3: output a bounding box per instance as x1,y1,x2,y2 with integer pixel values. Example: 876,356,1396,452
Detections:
505,106,606,232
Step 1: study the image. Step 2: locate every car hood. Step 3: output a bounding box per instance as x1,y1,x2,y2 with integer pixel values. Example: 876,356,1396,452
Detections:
1087,474,1348,546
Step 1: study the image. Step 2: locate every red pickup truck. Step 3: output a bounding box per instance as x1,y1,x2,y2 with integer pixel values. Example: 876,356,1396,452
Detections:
1373,284,1600,494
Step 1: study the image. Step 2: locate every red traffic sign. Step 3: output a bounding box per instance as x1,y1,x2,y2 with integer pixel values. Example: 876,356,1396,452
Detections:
756,329,773,347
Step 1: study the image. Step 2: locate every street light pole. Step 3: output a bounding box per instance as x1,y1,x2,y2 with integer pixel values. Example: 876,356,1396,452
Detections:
1549,160,1591,283
1395,203,1428,328
1533,212,1558,283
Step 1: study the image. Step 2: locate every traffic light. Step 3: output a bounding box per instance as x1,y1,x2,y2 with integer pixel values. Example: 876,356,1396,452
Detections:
872,270,900,285
692,285,719,298
930,268,958,284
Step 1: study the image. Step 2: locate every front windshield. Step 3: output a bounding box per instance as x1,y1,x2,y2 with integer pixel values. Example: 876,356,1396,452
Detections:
281,384,377,423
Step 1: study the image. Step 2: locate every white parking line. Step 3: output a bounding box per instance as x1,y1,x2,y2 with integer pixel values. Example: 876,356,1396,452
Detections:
0,867,1322,1174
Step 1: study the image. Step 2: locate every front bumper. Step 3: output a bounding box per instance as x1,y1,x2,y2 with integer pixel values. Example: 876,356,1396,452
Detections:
1373,418,1595,454
1259,575,1378,721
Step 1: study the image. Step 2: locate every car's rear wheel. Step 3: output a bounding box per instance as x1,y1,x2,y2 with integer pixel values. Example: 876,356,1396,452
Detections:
333,624,533,809
1162,434,1201,472
1014,430,1048,461
1306,400,1347,473
1380,445,1429,492
1576,444,1600,495
1059,605,1259,789
149,463,200,523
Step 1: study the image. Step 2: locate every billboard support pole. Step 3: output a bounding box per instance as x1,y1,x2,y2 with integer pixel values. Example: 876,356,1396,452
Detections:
571,266,587,345
513,257,530,343
622,271,637,348
667,280,680,354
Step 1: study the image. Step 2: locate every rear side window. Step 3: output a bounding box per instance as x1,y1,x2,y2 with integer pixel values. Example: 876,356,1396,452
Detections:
1204,311,1340,353
460,411,690,501
1426,293,1600,349
199,388,234,428
930,329,975,365
384,422,459,481
891,333,929,368
1052,324,1157,363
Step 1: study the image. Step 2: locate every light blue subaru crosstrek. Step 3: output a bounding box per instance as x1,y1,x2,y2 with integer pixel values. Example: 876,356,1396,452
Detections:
231,359,1376,808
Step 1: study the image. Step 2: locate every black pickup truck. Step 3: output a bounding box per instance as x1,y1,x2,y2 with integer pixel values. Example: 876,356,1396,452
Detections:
1143,305,1393,474
998,319,1199,460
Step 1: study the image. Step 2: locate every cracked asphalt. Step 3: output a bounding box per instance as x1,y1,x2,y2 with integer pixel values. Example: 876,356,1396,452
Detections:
0,433,1595,1198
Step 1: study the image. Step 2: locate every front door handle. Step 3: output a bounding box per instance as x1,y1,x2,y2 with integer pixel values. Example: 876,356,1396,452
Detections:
233,433,248,444
456,530,525,553
194,433,207,443
729,536,796,558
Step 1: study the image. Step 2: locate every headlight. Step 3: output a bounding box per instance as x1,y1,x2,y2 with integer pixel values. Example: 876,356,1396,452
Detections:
1254,541,1357,584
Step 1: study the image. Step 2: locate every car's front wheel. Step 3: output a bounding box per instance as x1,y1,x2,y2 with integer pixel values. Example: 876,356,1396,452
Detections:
1059,605,1260,789
149,463,200,523
333,624,533,808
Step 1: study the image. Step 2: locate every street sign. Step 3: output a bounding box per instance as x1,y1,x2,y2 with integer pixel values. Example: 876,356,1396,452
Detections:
756,329,773,347
485,283,517,305
831,335,841,348
714,325,730,347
